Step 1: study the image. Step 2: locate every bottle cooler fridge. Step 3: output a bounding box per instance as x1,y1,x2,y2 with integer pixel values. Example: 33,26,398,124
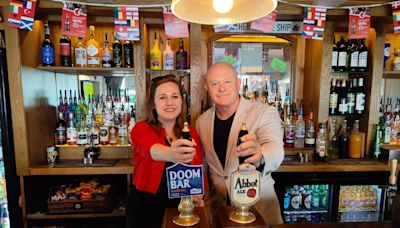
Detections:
273,171,388,224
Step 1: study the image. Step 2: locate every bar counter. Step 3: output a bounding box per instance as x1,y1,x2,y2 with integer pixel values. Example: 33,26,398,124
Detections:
270,221,400,228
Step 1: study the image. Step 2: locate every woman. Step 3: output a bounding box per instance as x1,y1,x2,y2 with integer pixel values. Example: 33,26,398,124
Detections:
127,76,203,228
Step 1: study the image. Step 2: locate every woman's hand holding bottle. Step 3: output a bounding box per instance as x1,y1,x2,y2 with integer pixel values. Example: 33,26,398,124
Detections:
169,139,196,163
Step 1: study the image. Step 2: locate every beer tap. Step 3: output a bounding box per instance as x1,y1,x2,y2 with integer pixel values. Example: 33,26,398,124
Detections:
387,159,398,219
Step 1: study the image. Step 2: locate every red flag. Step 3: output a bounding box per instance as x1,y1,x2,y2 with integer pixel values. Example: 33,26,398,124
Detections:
8,0,37,31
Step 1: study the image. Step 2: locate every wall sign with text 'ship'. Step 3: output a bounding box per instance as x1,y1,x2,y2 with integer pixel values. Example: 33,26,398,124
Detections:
214,21,303,34
166,163,204,199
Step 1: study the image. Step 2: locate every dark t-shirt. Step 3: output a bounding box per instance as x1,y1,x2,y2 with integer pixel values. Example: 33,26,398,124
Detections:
213,112,236,168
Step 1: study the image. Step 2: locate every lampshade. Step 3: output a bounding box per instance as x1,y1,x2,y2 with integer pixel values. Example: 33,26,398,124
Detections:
171,0,278,25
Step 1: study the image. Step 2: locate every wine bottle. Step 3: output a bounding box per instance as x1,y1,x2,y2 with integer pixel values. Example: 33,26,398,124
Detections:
358,39,368,72
332,37,338,72
113,37,123,67
60,35,72,67
75,37,87,67
123,40,133,68
176,38,187,70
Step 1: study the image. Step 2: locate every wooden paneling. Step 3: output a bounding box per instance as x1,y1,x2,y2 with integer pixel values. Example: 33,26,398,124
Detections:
189,23,202,125
2,7,30,176
367,24,385,156
317,21,334,124
294,35,305,103
134,17,147,121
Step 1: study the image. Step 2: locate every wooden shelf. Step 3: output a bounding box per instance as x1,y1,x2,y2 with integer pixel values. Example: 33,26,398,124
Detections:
37,66,135,76
145,69,191,74
26,211,125,220
383,71,400,79
29,158,133,175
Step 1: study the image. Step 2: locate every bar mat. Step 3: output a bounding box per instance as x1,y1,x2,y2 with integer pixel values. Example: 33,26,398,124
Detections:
326,159,386,166
54,159,118,168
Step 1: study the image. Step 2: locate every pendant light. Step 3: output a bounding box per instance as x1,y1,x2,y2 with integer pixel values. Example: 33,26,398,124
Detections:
171,0,278,25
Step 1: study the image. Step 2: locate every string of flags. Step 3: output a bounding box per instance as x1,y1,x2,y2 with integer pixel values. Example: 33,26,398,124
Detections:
6,0,400,41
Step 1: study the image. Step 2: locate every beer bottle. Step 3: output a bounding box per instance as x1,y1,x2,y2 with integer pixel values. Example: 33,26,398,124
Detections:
237,122,250,165
180,122,192,141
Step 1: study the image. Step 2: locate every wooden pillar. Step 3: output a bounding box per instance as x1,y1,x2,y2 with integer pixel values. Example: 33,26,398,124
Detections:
317,21,334,124
367,23,385,156
189,23,202,125
134,17,147,121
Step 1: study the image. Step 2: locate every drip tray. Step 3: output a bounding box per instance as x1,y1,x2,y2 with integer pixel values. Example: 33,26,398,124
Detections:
54,159,118,168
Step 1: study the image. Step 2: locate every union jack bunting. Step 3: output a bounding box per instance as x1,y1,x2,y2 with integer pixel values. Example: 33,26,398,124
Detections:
114,7,140,41
391,1,400,33
302,7,327,40
8,0,36,31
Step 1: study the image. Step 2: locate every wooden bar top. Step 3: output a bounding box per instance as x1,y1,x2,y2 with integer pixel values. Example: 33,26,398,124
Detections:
27,158,397,175
276,159,395,173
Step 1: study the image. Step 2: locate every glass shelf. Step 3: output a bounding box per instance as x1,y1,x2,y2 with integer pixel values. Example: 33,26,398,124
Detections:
37,66,134,77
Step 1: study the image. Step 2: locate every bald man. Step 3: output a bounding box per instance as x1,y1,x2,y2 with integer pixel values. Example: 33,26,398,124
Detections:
196,62,284,224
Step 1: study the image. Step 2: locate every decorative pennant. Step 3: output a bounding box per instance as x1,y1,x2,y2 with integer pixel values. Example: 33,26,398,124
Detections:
250,10,277,33
163,6,189,38
62,3,87,38
302,7,327,40
391,1,400,33
348,8,371,39
8,0,37,31
114,7,140,41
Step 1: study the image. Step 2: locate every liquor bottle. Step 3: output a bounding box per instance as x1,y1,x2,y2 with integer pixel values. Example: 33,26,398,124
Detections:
373,124,381,159
332,37,338,72
347,79,355,114
348,120,362,158
86,25,100,67
181,122,192,141
358,39,368,72
118,122,128,145
283,90,291,122
113,38,123,67
349,39,359,72
101,32,113,68
56,112,67,145
75,37,87,67
355,78,366,115
237,122,250,164
66,112,77,145
242,78,248,99
77,116,88,145
176,38,187,70
338,79,348,115
329,78,338,115
42,22,55,66
150,32,162,70
89,116,100,145
109,125,119,145
285,111,295,148
316,123,327,160
99,123,109,145
294,103,305,148
338,120,349,159
338,36,348,72
84,132,101,160
163,39,175,70
1,202,10,228
384,115,391,144
123,40,133,68
305,103,315,148
328,119,338,158
60,35,72,67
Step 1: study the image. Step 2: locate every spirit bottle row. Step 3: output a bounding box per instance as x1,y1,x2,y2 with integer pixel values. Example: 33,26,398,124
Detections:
378,97,400,145
55,90,136,146
42,23,134,68
332,37,368,72
149,32,188,71
329,77,366,116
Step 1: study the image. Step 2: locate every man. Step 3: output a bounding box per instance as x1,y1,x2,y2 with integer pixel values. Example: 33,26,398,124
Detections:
196,62,284,224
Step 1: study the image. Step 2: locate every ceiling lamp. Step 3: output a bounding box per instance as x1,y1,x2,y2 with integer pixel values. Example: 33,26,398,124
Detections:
171,0,278,25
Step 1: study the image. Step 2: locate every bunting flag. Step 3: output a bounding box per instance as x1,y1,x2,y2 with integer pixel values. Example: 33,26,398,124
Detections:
114,7,140,41
302,7,327,40
348,8,370,39
62,3,87,38
8,0,37,31
163,6,189,38
391,1,400,33
250,10,277,33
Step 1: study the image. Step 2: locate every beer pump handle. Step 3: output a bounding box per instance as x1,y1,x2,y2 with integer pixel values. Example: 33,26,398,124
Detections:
389,159,398,186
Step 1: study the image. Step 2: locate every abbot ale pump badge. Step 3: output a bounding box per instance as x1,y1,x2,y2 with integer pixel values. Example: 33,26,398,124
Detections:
230,169,261,206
